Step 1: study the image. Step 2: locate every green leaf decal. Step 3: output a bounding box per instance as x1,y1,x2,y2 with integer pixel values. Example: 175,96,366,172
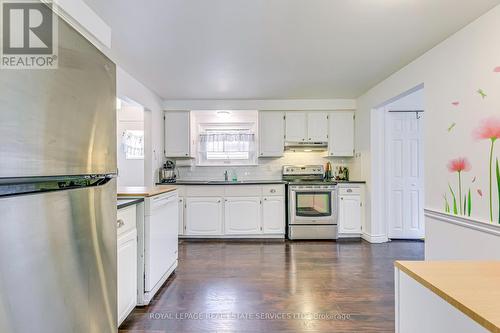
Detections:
496,158,499,224
449,183,458,215
467,189,472,217
444,194,450,213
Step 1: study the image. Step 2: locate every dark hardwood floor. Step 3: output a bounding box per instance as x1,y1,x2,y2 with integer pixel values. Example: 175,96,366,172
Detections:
119,239,424,333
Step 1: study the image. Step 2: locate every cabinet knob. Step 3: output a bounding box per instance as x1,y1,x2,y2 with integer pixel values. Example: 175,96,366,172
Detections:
270,189,276,193
117,219,125,228
309,138,311,140
347,189,352,193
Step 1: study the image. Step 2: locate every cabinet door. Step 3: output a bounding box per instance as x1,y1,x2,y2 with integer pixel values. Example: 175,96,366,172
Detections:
285,112,307,142
117,229,137,326
307,112,328,142
338,195,362,234
224,197,262,235
262,196,285,234
165,111,191,157
185,197,223,235
328,111,355,157
259,111,284,157
178,197,184,235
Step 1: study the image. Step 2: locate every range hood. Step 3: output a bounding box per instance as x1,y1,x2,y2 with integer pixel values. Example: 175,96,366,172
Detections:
284,141,328,152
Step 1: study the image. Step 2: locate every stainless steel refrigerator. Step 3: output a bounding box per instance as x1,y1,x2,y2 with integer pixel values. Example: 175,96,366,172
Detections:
0,11,117,333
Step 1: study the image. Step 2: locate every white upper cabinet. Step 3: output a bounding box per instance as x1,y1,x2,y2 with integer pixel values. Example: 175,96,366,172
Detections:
262,196,285,234
285,112,329,143
259,111,285,157
307,112,329,142
285,112,307,142
164,111,191,157
328,111,355,157
224,197,262,235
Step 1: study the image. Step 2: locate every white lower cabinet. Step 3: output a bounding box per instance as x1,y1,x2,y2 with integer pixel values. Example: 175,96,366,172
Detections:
185,197,223,235
180,185,285,238
117,205,137,327
224,197,262,234
262,196,285,234
338,187,362,236
178,197,184,235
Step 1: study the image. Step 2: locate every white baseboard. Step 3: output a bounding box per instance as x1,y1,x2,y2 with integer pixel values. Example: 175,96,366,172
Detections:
362,232,389,243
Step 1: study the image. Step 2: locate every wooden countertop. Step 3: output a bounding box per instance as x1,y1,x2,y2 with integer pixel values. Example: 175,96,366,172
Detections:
395,261,500,333
117,185,177,197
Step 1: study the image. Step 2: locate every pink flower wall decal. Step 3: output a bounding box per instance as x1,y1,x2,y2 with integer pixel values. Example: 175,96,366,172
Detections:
494,66,500,73
452,101,460,106
473,116,500,223
447,157,471,173
447,157,472,215
477,189,483,197
473,117,500,140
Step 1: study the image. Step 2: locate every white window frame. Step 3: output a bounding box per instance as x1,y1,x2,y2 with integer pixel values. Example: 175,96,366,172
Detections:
196,122,257,166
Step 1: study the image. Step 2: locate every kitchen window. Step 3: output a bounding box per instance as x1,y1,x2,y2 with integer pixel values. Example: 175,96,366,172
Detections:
197,125,256,166
121,130,144,160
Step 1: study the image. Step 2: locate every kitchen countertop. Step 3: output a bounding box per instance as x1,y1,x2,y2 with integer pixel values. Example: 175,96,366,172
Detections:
117,198,144,209
158,180,288,185
395,260,500,333
157,180,364,185
117,185,177,197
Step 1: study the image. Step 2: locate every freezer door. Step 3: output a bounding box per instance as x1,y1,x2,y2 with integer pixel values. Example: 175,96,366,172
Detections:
0,14,116,178
0,179,117,333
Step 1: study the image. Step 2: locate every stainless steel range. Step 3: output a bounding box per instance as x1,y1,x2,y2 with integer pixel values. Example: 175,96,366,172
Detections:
283,165,338,240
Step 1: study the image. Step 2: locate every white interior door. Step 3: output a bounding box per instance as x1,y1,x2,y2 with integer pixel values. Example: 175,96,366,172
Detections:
386,111,424,239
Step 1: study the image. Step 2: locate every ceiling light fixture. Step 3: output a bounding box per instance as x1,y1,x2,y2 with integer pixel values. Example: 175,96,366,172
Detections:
216,110,231,119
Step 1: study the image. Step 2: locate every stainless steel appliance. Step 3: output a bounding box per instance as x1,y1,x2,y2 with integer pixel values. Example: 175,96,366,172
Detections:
0,12,117,333
159,160,176,183
283,165,338,240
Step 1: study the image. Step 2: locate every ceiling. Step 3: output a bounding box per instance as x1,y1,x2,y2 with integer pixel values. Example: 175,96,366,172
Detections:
84,0,500,100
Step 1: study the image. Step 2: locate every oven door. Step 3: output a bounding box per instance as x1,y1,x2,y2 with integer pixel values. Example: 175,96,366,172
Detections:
290,186,336,225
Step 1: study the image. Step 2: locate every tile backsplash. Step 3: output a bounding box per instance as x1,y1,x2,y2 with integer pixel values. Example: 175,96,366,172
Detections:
173,151,354,181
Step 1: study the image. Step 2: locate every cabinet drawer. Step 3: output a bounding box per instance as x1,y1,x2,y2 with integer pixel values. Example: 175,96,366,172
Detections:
338,187,361,196
117,204,137,236
185,186,225,197
225,185,261,197
262,185,285,196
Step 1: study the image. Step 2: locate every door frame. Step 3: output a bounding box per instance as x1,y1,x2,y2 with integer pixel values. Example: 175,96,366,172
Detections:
370,84,425,242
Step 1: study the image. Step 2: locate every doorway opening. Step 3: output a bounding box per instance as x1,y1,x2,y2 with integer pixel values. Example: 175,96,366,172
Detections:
372,85,425,240
117,97,145,187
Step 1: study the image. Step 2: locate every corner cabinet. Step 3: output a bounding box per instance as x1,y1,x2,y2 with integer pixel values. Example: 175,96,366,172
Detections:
337,185,363,237
185,197,223,235
164,111,191,157
259,111,284,157
328,111,355,157
117,204,138,327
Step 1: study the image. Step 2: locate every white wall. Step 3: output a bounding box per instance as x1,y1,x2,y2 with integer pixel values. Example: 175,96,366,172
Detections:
117,105,144,186
356,5,500,243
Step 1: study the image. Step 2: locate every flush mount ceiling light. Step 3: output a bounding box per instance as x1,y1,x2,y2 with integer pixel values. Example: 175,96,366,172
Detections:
216,110,231,119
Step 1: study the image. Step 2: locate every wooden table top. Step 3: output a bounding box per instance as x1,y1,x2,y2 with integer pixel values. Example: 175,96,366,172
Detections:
395,261,500,333
117,185,177,197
